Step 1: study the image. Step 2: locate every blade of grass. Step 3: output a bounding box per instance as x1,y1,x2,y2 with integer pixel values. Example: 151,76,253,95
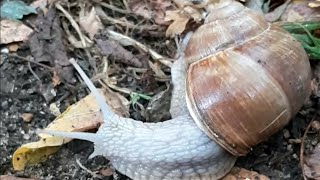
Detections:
281,22,320,60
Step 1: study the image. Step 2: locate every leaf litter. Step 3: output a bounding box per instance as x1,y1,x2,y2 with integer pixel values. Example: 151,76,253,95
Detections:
28,8,75,84
1,0,319,179
0,20,33,44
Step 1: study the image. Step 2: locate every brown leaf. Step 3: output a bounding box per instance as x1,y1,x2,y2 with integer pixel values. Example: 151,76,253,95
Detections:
28,8,74,84
304,143,320,179
164,1,205,37
128,0,152,20
151,0,173,25
128,0,173,25
52,71,61,87
279,1,320,22
79,7,103,39
0,20,33,44
96,38,144,68
222,167,270,180
164,10,189,37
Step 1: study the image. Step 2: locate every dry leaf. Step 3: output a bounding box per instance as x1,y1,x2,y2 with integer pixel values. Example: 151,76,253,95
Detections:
304,143,320,179
0,20,33,44
79,7,103,39
164,10,190,37
151,0,173,25
309,0,320,8
12,89,129,170
52,71,61,87
222,167,270,180
96,39,144,68
128,0,152,20
128,0,172,25
280,1,320,22
164,1,205,37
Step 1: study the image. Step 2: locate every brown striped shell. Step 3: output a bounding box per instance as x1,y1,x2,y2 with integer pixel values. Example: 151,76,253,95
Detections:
185,1,312,156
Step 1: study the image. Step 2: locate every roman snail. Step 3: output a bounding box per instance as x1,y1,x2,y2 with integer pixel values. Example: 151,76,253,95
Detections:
41,0,312,179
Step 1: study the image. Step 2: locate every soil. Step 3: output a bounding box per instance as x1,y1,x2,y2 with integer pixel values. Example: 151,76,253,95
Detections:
0,2,319,179
1,51,319,180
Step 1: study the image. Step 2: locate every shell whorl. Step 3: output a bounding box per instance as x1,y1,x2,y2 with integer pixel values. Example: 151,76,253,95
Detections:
185,2,311,155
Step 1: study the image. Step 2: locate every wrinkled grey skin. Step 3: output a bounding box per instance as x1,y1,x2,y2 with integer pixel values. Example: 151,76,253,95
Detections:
43,37,237,179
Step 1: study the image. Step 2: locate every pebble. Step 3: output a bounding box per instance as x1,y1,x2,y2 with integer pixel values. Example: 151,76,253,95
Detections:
292,153,298,160
23,133,30,140
21,113,33,123
1,100,9,110
283,129,290,138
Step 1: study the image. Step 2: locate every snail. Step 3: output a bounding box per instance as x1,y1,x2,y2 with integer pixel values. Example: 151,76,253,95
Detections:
42,0,312,179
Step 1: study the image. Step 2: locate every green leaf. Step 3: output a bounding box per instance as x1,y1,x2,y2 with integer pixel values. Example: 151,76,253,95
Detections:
130,92,152,106
281,22,320,33
281,22,320,60
0,0,37,20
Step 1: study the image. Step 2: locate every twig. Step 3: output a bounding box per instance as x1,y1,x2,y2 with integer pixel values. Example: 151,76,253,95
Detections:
105,29,172,67
55,3,88,48
75,159,103,179
8,54,55,71
93,0,129,14
27,62,41,82
98,57,133,95
300,117,316,180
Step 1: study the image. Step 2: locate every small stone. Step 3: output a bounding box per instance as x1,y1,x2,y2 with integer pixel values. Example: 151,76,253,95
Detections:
292,153,298,159
20,113,33,123
311,121,320,131
49,103,61,116
1,48,9,54
283,129,290,138
23,133,30,140
100,167,113,176
289,139,301,144
1,100,9,110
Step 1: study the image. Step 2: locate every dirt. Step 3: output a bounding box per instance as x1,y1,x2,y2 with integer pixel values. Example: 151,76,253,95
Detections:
0,50,319,180
0,1,320,180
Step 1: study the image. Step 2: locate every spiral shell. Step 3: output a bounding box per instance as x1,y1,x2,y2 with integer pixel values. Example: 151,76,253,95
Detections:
185,1,312,156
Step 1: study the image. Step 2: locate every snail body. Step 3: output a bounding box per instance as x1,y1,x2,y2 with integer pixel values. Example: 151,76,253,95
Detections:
43,1,311,179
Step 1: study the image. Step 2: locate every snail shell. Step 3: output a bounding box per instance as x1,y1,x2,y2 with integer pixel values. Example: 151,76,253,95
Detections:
185,1,311,156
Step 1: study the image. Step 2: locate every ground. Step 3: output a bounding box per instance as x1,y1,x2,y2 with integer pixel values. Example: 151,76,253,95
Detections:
0,1,319,179
0,52,319,180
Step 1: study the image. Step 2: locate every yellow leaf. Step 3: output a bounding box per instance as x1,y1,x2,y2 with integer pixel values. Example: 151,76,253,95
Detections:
12,146,60,171
12,88,129,170
308,2,320,8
